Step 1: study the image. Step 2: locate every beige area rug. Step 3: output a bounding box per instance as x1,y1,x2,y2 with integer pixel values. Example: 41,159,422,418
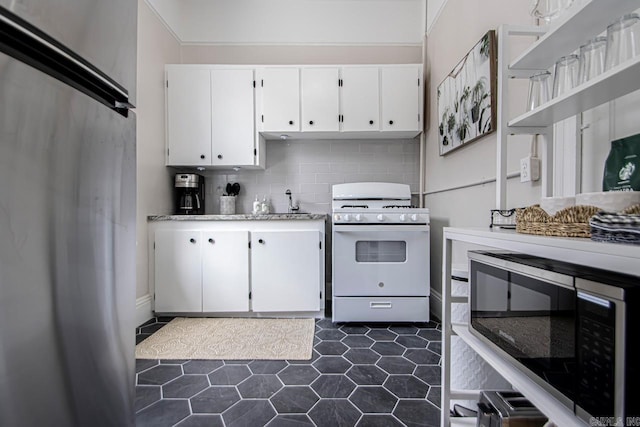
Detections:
135,317,315,360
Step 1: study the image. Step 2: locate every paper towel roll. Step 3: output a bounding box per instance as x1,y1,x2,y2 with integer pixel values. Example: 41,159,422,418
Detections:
540,196,575,215
575,191,640,212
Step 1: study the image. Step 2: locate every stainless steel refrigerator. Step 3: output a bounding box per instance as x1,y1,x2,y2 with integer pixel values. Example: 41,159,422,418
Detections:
0,1,137,426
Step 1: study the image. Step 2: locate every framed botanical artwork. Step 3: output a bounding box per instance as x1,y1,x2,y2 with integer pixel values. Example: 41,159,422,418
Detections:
437,30,497,155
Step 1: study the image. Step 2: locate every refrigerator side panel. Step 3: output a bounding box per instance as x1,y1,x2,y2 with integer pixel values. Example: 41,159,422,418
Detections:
0,0,137,423
0,51,136,427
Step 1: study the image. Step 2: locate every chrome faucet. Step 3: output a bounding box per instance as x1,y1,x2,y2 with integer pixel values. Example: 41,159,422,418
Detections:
285,189,299,213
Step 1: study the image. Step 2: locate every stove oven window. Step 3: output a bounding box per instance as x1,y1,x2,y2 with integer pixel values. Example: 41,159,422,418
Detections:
355,241,406,263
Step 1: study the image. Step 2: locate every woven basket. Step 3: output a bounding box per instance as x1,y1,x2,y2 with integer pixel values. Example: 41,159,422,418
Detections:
621,204,640,215
516,204,601,238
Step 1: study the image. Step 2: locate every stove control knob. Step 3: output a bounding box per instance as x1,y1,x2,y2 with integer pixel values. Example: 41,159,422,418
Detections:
354,214,362,222
399,214,407,222
377,214,385,222
411,214,419,222
334,214,341,221
344,214,351,221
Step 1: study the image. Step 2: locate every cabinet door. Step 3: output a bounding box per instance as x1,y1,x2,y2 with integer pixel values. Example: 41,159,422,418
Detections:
301,68,340,132
202,231,250,312
340,67,380,132
260,68,300,132
381,66,421,131
251,231,322,312
166,67,212,166
154,230,202,312
211,69,256,166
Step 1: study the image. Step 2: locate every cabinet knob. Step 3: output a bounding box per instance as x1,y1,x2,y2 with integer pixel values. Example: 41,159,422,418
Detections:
200,154,205,159
389,120,394,125
189,238,196,244
288,120,294,125
208,238,214,244
309,120,314,125
258,239,264,244
217,154,223,159
369,120,374,125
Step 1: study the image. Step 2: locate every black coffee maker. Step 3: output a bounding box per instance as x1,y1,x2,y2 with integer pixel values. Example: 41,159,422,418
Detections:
174,173,205,215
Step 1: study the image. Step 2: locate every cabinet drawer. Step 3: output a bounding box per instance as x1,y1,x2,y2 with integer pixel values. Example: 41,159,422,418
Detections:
332,297,429,322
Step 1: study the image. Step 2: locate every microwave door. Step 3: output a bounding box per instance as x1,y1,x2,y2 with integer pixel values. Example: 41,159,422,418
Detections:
470,259,577,406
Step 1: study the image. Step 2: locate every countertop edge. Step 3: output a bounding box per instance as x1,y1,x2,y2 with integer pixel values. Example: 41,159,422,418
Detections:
148,214,328,221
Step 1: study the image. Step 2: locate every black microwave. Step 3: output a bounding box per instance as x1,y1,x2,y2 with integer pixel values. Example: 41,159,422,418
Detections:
468,251,640,425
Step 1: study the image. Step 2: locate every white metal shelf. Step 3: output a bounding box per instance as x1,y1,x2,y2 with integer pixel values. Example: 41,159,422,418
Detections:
510,0,640,71
452,323,587,427
496,0,640,209
509,55,640,128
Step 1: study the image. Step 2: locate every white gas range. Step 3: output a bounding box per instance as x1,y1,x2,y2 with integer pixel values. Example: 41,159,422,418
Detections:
331,182,430,323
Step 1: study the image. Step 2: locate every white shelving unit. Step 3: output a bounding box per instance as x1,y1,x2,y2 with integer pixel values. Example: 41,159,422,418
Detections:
441,227,640,427
443,1,640,425
495,0,640,208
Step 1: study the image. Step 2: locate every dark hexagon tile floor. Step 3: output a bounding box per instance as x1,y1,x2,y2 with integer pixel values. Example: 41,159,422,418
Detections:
135,317,442,426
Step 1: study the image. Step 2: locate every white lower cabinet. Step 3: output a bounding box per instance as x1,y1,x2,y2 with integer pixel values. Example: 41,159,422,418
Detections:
251,231,322,312
150,220,325,315
154,229,204,313
202,231,250,312
154,229,250,312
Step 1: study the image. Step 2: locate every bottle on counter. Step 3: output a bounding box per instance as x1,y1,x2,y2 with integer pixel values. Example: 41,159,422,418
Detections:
252,195,261,215
261,195,270,214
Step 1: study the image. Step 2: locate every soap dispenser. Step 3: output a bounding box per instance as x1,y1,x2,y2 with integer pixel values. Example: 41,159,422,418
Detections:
252,195,261,215
261,195,270,214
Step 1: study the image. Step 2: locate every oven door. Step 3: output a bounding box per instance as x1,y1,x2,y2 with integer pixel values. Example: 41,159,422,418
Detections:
332,224,429,296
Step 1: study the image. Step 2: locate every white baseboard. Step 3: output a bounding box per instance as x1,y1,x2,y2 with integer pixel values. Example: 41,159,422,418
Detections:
136,294,153,327
430,290,442,322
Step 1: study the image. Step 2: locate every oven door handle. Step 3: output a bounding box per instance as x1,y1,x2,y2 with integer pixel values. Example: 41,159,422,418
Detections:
333,225,428,233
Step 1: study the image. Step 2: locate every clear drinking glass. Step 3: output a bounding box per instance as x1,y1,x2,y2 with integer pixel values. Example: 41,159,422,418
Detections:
604,13,640,70
530,0,575,24
578,36,607,84
527,71,551,111
552,54,579,98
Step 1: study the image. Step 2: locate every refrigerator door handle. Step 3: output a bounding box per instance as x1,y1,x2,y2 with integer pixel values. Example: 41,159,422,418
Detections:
0,5,134,117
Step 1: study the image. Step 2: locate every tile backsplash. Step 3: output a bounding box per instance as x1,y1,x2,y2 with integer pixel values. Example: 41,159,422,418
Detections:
202,139,420,215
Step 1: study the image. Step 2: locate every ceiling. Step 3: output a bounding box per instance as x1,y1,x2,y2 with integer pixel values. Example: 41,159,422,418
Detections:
145,0,427,45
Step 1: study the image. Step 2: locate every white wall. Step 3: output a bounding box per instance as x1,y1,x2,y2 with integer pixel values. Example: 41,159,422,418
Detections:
180,45,422,65
426,0,446,35
147,0,425,45
424,0,541,315
425,1,640,320
136,0,181,299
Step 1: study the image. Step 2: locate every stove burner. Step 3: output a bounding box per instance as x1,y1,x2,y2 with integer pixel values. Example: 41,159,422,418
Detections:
341,205,369,208
383,205,417,209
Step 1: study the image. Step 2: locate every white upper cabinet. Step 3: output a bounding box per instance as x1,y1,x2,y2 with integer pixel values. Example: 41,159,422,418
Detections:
301,68,340,132
259,68,300,132
381,65,422,132
211,69,256,166
165,65,259,168
340,67,380,132
166,67,212,166
167,64,423,147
